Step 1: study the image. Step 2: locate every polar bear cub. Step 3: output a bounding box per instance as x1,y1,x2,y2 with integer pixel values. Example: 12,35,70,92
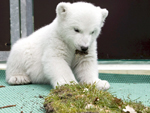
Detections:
6,2,110,90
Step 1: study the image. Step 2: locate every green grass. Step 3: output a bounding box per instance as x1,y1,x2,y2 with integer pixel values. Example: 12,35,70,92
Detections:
44,82,150,113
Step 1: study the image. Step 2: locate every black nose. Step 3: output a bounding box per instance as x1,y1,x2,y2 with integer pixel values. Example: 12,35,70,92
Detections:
81,46,88,51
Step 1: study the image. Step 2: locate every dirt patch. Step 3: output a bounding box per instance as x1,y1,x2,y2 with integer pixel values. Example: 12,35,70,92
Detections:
44,103,54,113
43,83,150,113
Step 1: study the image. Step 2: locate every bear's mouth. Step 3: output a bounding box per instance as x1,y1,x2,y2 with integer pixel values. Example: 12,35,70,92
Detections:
75,50,88,55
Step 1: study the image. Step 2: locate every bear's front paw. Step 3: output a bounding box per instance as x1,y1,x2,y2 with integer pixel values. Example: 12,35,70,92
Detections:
96,80,110,90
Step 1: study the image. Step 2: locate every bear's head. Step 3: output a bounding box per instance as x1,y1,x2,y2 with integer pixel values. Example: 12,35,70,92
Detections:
56,2,108,53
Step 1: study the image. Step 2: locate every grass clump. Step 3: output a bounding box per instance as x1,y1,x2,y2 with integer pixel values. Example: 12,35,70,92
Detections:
44,82,150,113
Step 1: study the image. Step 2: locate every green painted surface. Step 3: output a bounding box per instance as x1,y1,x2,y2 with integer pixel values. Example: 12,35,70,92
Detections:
0,70,51,113
99,73,150,108
0,70,150,113
98,59,150,64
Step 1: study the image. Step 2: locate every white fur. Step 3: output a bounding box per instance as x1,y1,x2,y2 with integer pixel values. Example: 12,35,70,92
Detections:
6,2,110,90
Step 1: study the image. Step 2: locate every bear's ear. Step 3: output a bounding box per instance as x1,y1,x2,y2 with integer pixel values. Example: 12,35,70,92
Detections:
56,2,70,18
100,8,109,27
101,8,109,20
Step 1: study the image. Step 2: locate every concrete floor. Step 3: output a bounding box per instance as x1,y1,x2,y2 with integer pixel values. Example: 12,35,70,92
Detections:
1,60,150,75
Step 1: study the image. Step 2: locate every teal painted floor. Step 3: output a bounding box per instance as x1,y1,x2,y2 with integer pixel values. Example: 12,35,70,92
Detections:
98,59,150,64
0,70,150,113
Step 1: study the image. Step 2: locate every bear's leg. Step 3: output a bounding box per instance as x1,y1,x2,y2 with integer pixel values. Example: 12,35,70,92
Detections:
6,44,31,85
42,58,78,88
74,58,110,90
6,63,31,85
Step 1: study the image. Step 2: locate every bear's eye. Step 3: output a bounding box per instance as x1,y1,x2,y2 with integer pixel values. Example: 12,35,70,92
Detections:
91,31,95,35
74,28,80,33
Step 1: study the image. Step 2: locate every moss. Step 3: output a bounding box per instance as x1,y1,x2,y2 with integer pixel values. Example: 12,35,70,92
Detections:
44,82,150,113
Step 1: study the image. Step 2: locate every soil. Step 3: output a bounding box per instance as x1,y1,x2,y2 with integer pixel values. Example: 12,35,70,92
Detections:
43,83,150,113
44,103,54,113
39,95,44,98
75,50,88,55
